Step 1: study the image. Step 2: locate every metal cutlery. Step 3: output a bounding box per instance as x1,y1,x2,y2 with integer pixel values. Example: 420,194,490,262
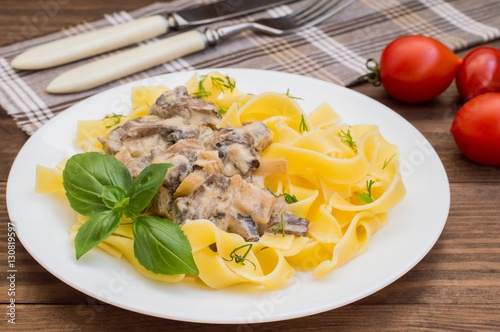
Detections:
10,0,297,70
47,0,356,94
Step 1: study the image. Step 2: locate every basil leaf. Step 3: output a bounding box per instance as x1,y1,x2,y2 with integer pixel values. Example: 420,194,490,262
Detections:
75,209,122,259
101,185,129,209
63,152,132,217
126,163,172,216
133,216,198,275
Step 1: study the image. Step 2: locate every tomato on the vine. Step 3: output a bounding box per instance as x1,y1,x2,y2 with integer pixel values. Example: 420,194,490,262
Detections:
455,46,500,100
378,35,462,102
450,93,500,165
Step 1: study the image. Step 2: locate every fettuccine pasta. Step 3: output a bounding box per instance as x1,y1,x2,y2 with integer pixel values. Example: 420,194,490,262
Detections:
36,72,406,290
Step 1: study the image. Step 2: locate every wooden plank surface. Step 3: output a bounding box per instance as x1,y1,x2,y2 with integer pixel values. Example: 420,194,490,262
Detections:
1,1,500,331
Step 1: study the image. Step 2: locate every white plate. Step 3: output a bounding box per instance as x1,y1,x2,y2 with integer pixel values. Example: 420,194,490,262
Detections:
7,69,450,324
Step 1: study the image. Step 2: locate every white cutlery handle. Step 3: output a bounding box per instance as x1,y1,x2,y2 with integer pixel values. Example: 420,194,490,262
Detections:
47,30,207,94
11,15,169,70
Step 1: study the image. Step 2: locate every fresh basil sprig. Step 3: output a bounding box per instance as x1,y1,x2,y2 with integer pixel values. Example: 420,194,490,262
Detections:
75,209,122,260
63,152,198,275
63,152,131,217
133,216,199,275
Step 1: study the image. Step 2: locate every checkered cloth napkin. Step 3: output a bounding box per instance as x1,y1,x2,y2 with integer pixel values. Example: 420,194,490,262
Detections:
1,0,499,135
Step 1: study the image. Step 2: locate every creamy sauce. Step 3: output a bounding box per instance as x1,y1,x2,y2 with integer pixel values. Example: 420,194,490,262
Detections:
99,86,309,241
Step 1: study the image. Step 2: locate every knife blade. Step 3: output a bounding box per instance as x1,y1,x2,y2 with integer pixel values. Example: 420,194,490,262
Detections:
11,0,297,70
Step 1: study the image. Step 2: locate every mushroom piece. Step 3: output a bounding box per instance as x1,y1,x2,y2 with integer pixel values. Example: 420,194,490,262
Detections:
148,86,221,128
259,198,309,237
170,174,278,242
242,121,273,153
202,125,264,176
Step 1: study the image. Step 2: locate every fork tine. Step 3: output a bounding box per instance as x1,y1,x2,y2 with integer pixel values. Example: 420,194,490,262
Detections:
211,0,355,40
293,0,353,27
291,0,334,23
292,4,335,27
286,0,326,19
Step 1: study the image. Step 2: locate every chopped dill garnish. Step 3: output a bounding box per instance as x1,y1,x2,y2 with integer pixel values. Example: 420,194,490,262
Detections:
382,153,397,169
284,194,298,204
357,180,375,204
222,244,256,270
272,214,286,237
103,113,123,128
192,75,212,99
338,129,357,152
267,188,298,204
217,103,229,116
299,114,309,133
210,77,225,91
210,75,236,93
225,74,236,92
285,88,303,100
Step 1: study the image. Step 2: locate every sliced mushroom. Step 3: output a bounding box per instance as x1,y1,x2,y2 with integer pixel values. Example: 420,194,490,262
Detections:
148,86,221,128
228,214,260,242
242,121,273,153
261,198,309,237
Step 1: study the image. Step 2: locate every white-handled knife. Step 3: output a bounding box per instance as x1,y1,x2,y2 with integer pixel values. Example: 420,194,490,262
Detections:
11,0,297,70
47,30,208,93
46,0,357,94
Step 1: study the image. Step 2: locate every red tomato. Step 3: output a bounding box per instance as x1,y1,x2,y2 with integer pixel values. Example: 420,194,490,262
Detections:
450,93,500,165
455,46,500,100
380,35,462,102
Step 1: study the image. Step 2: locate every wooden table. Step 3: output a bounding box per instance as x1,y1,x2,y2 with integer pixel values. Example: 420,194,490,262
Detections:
1,1,499,330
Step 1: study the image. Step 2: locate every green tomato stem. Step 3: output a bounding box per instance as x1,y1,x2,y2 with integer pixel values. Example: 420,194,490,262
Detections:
358,58,381,87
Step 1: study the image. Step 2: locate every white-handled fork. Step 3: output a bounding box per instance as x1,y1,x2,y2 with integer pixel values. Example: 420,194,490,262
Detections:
47,0,356,94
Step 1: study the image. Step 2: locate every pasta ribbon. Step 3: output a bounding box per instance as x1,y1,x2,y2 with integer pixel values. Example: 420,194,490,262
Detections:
308,203,343,244
35,165,63,194
328,161,406,214
217,103,241,128
288,186,318,219
312,212,382,278
285,240,334,271
289,129,355,158
262,132,375,184
238,92,312,132
131,86,168,110
275,121,300,144
182,220,294,290
309,102,342,129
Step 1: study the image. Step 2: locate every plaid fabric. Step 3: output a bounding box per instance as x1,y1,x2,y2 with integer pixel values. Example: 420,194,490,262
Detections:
0,0,499,135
